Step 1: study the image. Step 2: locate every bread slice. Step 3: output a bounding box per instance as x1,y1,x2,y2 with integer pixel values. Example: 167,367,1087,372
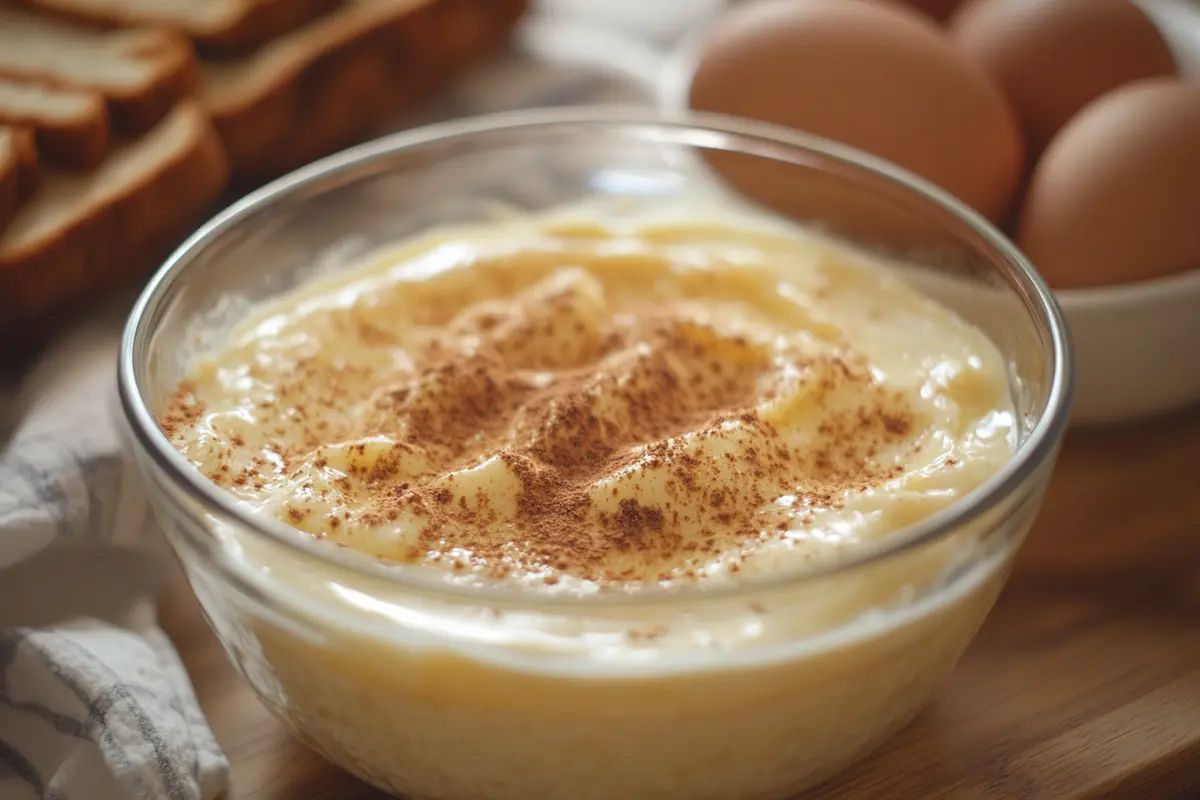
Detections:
0,8,198,133
11,127,41,201
17,0,345,54
203,0,528,181
0,101,228,330
0,76,110,170
0,128,27,234
0,126,41,233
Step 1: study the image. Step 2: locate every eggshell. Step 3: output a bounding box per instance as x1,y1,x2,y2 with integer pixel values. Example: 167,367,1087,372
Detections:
950,0,1177,154
1018,79,1200,289
688,0,1024,225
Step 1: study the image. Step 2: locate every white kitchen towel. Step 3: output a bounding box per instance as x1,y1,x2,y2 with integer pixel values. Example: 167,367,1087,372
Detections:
0,20,660,800
0,301,228,800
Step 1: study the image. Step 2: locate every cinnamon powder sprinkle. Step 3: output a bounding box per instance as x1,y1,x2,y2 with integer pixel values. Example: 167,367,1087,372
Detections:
161,262,924,588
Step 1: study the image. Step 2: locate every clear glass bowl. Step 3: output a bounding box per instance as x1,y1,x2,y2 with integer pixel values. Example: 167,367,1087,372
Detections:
119,108,1073,800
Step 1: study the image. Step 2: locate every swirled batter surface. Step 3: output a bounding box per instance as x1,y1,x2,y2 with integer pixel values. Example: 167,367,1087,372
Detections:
162,215,1015,593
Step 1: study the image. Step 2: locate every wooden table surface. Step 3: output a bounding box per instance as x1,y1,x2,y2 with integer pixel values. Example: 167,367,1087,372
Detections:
162,409,1200,799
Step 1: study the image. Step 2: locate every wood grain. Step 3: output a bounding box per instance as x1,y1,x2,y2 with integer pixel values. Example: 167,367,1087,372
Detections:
161,409,1200,800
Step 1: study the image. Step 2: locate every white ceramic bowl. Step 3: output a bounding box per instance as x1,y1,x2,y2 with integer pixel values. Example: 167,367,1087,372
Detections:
1058,269,1200,425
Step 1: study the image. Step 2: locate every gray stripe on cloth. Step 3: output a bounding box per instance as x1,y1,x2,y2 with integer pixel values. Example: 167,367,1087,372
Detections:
0,435,124,544
7,630,151,800
141,627,222,793
0,695,90,741
0,446,71,539
19,631,198,800
0,736,44,795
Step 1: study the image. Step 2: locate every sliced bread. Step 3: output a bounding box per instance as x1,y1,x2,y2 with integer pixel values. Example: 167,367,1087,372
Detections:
0,76,110,170
0,126,41,233
203,0,528,181
0,128,27,235
0,101,228,332
0,8,198,133
17,0,345,53
11,127,41,201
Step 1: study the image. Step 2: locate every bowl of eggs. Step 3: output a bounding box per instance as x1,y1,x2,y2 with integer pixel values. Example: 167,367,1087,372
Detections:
659,0,1200,425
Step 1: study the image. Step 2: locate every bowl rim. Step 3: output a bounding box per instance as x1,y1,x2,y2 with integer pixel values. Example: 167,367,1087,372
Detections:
118,105,1074,607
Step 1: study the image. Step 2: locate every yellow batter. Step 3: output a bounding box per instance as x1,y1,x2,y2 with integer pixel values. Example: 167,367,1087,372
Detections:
162,208,1025,800
164,213,1015,594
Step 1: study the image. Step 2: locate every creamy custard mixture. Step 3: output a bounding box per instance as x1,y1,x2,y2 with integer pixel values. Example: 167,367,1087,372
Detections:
160,208,1027,800
163,212,1015,594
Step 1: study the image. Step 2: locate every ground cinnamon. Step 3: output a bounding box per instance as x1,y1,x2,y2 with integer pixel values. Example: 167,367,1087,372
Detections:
162,264,917,588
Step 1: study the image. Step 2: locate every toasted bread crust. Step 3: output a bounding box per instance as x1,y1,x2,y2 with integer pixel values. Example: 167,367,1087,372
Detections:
0,129,22,234
0,77,110,170
0,102,228,330
18,0,344,53
114,30,201,132
199,0,346,52
0,15,200,134
206,0,528,181
0,126,41,234
12,127,41,200
37,110,109,170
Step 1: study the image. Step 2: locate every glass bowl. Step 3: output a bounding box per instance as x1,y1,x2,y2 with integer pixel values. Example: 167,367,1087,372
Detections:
118,107,1073,800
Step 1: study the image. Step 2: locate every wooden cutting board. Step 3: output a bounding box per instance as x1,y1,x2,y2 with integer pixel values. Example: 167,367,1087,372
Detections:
161,408,1200,799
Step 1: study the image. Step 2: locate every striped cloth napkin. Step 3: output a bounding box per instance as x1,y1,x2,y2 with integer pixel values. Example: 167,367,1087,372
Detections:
0,302,227,800
0,8,687,798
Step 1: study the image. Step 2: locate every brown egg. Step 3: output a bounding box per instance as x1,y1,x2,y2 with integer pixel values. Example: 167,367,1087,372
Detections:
950,0,1177,154
1018,79,1200,289
689,0,1024,226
